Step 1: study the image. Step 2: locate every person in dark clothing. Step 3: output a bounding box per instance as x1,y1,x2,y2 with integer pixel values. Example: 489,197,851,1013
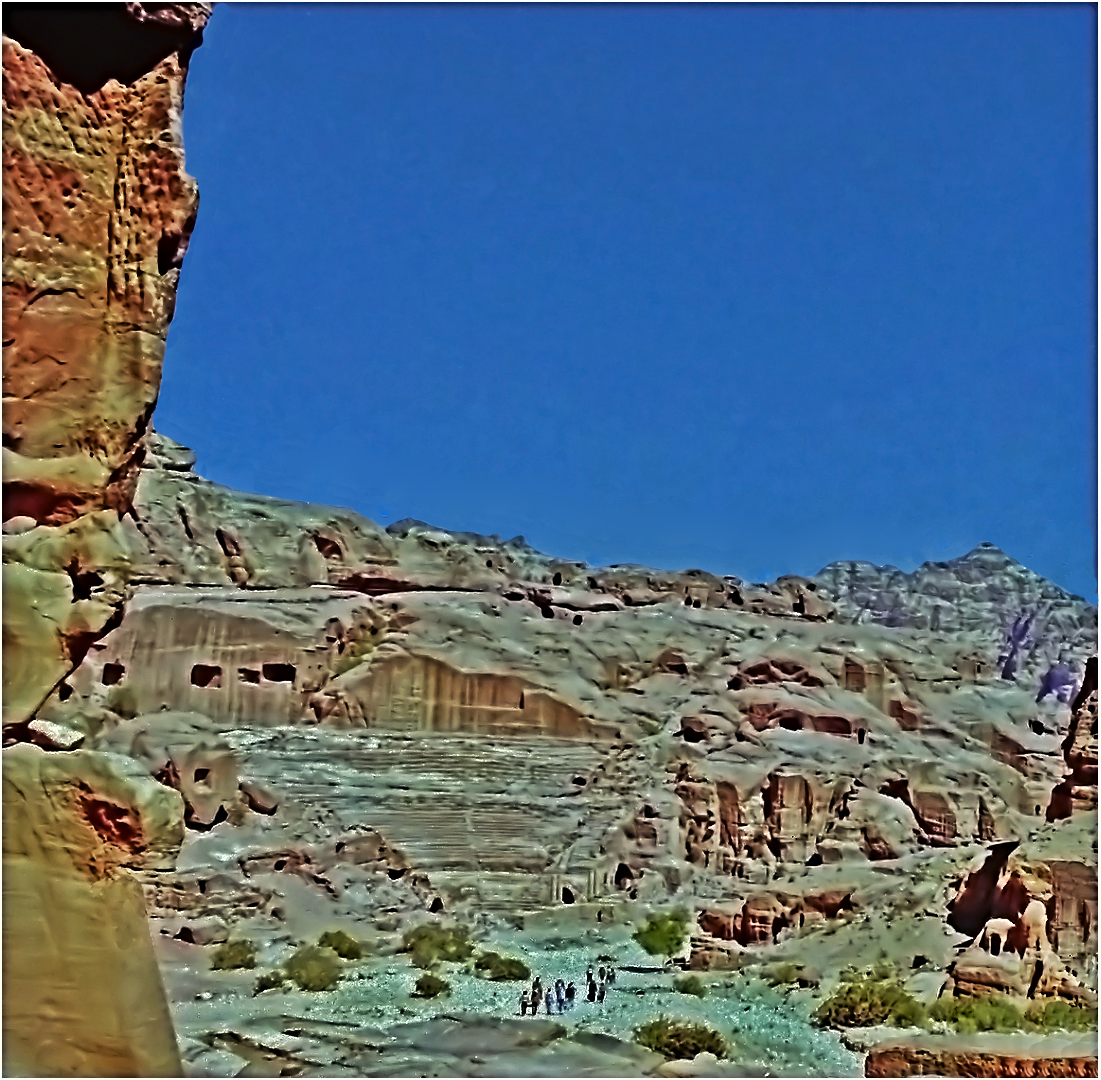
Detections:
606,966,616,985
555,983,566,1012
586,965,594,983
545,988,555,1015
598,966,606,982
587,978,596,1002
565,981,576,1008
597,981,606,1004
520,991,529,1016
530,988,539,1014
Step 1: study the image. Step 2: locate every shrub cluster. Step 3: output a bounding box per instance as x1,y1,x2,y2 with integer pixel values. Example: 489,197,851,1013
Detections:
636,1018,726,1060
1026,999,1098,1033
765,962,819,987
634,910,690,961
210,940,258,971
284,945,343,991
414,972,451,998
815,965,926,1028
473,952,531,981
931,995,1098,1034
253,970,286,995
401,923,475,969
673,975,708,998
318,929,364,960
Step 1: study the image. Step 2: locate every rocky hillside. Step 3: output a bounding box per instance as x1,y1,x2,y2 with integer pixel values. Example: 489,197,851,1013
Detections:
2,8,1096,1078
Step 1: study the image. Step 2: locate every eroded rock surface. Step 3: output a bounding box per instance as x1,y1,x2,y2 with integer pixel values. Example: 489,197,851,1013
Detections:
47,435,1097,1048
2,7,209,1076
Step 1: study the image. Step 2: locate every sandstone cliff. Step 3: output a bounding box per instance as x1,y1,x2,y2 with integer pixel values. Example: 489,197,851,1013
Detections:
2,6,210,1076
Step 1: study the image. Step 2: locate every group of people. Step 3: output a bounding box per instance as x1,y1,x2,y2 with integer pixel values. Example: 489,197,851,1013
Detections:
519,964,617,1016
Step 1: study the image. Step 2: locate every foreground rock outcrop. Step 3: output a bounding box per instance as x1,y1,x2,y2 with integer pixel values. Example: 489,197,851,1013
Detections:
3,6,210,1075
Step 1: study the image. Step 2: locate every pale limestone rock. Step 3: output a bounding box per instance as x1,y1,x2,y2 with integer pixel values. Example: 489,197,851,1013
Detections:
2,745,185,1077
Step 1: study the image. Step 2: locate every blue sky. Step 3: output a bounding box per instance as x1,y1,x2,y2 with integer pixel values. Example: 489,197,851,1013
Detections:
158,2,1097,599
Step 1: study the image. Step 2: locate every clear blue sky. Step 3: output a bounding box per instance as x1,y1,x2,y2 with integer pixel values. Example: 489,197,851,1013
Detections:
158,2,1097,600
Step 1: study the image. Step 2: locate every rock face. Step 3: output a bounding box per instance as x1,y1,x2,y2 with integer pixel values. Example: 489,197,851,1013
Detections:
2,744,185,1077
2,7,209,1076
48,436,1097,1014
2,4,209,726
863,1032,1098,1078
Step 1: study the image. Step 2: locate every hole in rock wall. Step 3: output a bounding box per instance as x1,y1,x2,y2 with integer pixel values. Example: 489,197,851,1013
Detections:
562,886,575,904
193,768,210,783
262,663,296,684
238,668,260,684
102,662,125,686
215,528,240,557
429,897,444,913
313,534,343,559
573,614,583,625
615,863,633,889
58,684,73,701
191,664,222,688
552,572,562,586
67,562,104,600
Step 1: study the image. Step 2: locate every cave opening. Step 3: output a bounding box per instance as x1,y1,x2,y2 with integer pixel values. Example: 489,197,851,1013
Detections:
190,664,221,688
262,663,296,683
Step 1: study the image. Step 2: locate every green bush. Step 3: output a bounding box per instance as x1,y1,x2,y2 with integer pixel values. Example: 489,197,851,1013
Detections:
318,930,363,960
332,633,383,677
765,962,817,987
930,994,1023,1033
816,966,927,1028
414,972,451,998
401,923,474,969
636,1018,726,1060
210,940,258,971
253,970,286,995
105,685,139,720
1026,999,1098,1033
634,910,690,962
673,975,708,998
285,945,342,991
473,951,530,981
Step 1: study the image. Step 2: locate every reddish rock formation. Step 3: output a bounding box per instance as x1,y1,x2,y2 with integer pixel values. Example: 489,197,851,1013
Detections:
1049,657,1098,819
2,8,209,1075
3,4,210,726
864,1035,1098,1078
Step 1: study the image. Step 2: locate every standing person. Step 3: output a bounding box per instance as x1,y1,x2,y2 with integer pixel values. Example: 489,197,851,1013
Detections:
607,965,616,985
530,986,539,1014
586,965,594,984
555,981,566,1013
520,990,529,1016
532,976,542,1003
587,977,596,1002
565,981,576,1009
545,988,555,1015
597,981,606,1004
